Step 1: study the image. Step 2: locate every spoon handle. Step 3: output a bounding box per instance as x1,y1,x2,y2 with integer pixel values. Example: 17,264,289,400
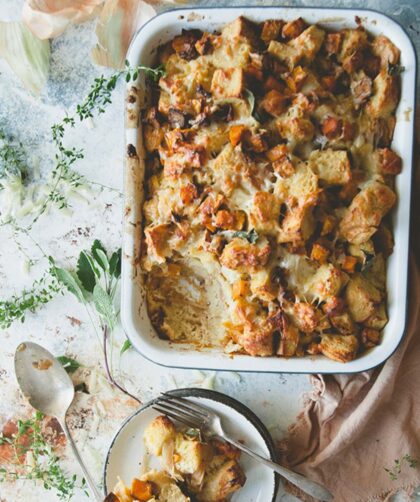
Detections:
60,417,103,502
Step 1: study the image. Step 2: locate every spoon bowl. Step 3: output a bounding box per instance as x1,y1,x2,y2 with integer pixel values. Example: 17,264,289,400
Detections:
14,342,74,419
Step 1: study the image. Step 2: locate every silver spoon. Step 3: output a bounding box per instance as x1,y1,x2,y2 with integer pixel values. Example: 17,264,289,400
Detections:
14,341,103,502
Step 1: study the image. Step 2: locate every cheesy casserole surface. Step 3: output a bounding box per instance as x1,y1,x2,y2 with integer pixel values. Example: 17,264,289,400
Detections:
141,16,402,362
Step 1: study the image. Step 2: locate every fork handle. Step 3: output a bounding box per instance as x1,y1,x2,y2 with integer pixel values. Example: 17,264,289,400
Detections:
218,434,333,501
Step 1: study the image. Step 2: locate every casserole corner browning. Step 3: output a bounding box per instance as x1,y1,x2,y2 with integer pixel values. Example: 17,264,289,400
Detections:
139,15,403,363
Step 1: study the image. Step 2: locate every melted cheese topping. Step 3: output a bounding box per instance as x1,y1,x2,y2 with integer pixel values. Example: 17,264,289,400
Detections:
141,16,401,362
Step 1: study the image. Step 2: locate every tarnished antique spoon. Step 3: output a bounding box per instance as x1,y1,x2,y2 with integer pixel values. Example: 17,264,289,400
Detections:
14,341,103,502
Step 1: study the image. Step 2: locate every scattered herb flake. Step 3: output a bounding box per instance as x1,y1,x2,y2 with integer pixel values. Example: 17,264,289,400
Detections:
120,339,132,355
388,63,405,76
232,228,259,244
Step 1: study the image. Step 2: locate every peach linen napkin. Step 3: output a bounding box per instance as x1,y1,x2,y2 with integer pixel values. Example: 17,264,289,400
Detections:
283,132,420,501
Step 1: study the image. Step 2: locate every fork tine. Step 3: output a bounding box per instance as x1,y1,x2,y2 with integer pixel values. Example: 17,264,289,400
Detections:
159,395,208,420
152,406,199,428
156,401,203,427
154,400,203,426
162,393,210,418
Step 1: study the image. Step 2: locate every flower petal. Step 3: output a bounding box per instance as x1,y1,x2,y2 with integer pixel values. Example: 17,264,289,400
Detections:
22,0,104,40
0,21,50,94
91,0,156,69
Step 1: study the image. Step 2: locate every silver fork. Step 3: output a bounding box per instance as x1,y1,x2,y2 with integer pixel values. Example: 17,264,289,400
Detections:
153,393,333,502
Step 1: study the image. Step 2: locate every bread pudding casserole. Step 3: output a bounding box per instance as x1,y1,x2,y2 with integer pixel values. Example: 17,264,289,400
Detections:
140,16,402,362
107,415,246,501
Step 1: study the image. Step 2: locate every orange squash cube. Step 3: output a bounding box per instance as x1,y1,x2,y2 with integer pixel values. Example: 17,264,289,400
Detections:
229,125,247,146
131,478,154,501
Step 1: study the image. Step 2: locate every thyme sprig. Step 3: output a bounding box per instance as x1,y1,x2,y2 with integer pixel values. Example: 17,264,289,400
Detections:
0,129,27,184
29,62,165,227
0,264,62,329
0,411,86,501
76,62,165,121
384,454,418,480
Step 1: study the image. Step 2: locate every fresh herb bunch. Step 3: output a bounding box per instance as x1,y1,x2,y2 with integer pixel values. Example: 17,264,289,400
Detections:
0,62,165,326
53,239,139,403
384,454,418,480
0,129,27,185
0,411,85,501
0,264,62,329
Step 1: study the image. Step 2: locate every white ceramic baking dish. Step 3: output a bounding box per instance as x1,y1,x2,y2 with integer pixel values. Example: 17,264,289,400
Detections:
121,7,416,373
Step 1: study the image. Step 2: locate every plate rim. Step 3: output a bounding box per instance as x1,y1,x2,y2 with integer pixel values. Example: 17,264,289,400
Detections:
103,387,280,501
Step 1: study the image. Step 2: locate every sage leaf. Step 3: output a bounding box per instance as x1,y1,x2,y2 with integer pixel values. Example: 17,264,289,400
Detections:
53,267,86,304
95,248,109,271
232,228,259,244
57,355,81,374
77,251,97,292
93,283,117,329
244,88,255,113
91,239,108,270
109,249,122,278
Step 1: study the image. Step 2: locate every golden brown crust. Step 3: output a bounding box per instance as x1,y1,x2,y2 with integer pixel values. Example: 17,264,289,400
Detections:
141,16,402,362
320,334,359,362
339,181,396,245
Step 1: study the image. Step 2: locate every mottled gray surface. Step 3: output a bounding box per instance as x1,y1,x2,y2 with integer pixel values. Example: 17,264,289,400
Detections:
0,1,418,501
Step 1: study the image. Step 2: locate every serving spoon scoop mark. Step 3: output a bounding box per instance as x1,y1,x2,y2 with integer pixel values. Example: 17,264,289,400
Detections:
14,342,103,502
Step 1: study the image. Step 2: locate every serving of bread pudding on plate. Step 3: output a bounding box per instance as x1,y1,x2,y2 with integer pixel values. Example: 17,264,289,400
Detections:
107,415,246,502
140,16,402,362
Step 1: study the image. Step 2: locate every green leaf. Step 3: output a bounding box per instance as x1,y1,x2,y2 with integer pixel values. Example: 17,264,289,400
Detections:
76,251,97,292
388,63,405,76
53,267,86,304
57,356,81,374
144,64,166,82
95,248,109,271
109,249,122,278
184,428,203,441
120,338,132,355
93,283,117,329
232,228,259,244
91,239,108,270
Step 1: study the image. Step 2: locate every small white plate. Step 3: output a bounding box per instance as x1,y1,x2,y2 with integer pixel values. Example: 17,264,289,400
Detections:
103,388,279,501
